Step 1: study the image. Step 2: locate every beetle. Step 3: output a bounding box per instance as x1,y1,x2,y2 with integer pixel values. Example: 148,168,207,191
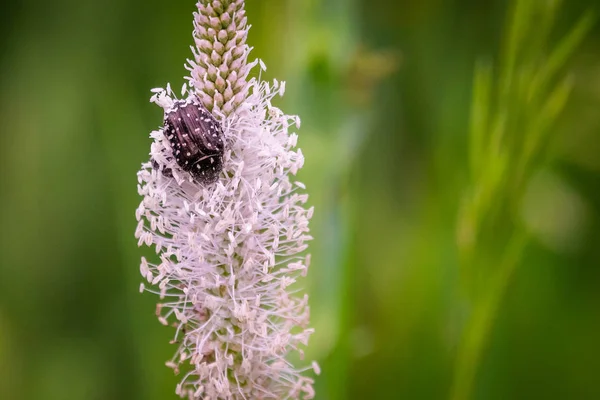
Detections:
162,98,225,184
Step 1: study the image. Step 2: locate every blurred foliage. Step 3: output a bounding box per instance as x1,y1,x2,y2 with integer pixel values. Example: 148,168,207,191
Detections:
1,1,600,399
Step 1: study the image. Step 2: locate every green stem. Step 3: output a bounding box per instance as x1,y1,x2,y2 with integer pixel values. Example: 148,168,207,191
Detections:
450,231,528,400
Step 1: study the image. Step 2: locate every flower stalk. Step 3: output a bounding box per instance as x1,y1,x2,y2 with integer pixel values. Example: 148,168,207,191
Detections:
135,1,318,398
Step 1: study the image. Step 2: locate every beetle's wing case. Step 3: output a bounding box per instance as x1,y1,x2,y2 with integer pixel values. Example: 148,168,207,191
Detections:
163,99,225,183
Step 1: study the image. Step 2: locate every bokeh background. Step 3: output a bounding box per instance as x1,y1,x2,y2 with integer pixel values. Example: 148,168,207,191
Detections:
1,0,600,399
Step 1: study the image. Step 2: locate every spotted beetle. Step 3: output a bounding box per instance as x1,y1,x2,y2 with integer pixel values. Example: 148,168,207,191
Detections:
162,98,224,184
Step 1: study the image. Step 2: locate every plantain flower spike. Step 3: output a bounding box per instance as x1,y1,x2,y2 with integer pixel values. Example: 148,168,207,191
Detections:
135,1,318,398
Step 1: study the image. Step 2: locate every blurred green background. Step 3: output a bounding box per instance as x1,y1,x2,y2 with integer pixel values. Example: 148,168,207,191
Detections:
1,0,600,399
